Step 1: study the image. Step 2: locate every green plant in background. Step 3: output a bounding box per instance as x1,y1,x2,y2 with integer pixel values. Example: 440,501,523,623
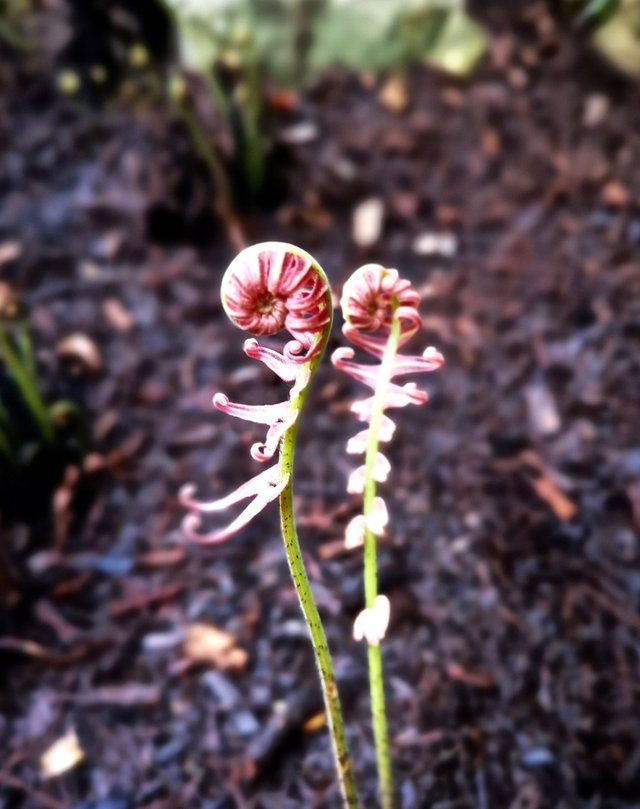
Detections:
307,0,486,78
0,283,86,527
162,0,486,212
165,0,486,86
167,1,270,179
556,0,619,26
591,0,640,76
554,0,640,77
0,285,54,450
0,0,32,51
39,0,485,238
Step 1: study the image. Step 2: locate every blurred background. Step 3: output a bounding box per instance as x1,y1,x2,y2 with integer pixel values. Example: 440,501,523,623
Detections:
1,1,639,807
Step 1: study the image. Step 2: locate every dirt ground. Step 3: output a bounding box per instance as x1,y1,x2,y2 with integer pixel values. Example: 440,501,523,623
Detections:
1,2,640,807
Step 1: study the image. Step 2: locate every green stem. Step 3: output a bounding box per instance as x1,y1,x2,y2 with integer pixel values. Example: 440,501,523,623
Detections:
239,54,264,195
204,69,231,120
16,322,39,388
172,91,245,250
277,268,359,808
362,306,402,809
0,325,54,442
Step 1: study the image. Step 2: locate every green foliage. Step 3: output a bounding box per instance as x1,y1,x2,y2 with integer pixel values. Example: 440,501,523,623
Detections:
162,0,486,207
592,0,640,76
580,0,620,24
308,0,486,79
0,285,86,527
164,0,321,84
559,0,619,26
0,0,33,50
165,0,486,84
555,0,640,78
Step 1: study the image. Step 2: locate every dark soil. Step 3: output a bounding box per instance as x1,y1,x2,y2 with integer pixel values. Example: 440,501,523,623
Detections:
1,2,640,808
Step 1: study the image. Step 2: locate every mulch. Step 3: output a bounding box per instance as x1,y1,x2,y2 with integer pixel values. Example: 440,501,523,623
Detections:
1,2,639,807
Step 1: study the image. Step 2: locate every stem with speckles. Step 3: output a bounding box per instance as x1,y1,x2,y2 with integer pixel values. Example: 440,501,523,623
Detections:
277,278,360,808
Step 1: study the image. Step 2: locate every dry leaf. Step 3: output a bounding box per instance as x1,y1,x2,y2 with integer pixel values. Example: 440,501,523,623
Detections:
302,710,326,733
184,623,248,671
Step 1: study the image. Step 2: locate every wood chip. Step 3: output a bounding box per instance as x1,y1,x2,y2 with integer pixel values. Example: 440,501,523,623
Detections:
352,198,384,247
525,380,561,437
277,122,318,145
40,729,85,779
109,582,182,616
53,466,79,548
446,662,495,689
63,683,161,707
0,241,21,266
56,333,102,373
136,547,187,568
583,94,609,127
103,297,135,333
601,180,630,208
531,474,577,522
412,231,458,257
378,74,408,113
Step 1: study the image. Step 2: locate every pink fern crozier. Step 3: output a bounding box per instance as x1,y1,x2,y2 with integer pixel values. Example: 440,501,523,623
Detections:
332,263,444,553
180,242,331,544
221,242,330,362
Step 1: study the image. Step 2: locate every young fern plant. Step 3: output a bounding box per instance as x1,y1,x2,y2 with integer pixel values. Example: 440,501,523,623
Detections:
332,264,444,809
179,242,359,807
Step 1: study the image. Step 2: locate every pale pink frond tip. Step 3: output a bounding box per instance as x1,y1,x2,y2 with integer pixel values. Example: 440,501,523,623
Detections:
353,595,391,646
